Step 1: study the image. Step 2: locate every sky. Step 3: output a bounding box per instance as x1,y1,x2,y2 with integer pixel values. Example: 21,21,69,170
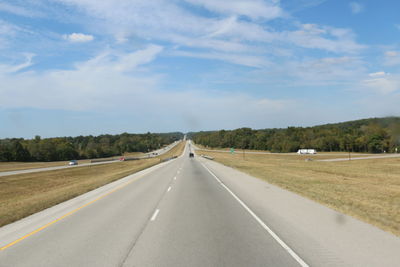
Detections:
0,0,400,138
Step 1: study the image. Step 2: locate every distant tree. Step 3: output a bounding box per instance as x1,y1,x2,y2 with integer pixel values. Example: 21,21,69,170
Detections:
191,117,400,153
12,141,31,161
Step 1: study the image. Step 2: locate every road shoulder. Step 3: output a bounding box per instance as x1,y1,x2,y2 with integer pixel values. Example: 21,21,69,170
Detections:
199,156,400,267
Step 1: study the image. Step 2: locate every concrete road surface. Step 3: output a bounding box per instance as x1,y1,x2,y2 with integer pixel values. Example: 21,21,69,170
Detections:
318,153,400,161
0,140,181,178
1,142,399,266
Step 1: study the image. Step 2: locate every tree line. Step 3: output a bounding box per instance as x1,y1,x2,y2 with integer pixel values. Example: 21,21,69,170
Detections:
190,117,400,153
0,132,183,162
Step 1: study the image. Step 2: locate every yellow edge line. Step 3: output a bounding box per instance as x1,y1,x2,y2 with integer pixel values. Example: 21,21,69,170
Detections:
0,175,142,250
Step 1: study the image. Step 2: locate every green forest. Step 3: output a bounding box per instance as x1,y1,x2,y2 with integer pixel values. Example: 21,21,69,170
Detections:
0,132,183,162
2,117,399,162
190,117,400,153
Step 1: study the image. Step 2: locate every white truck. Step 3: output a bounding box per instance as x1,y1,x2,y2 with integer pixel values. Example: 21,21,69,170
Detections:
297,149,317,154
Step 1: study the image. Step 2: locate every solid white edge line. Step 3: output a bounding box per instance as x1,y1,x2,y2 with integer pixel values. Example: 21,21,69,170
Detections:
167,186,172,192
151,209,160,221
200,162,309,267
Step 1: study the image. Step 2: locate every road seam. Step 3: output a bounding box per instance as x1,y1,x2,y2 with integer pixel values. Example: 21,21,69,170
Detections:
119,162,181,266
151,209,160,221
200,161,309,267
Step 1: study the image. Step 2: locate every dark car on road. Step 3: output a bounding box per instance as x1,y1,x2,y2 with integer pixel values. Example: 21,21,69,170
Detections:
189,152,194,158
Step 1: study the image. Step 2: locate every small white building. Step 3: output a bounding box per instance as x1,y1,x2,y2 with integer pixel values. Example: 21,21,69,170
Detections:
297,149,317,154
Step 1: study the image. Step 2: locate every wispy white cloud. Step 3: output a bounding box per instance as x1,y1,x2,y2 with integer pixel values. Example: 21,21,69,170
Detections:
0,2,43,17
76,45,163,72
369,71,386,78
282,0,328,13
0,46,163,111
0,49,300,131
363,72,400,94
273,56,367,87
183,0,284,20
349,2,364,14
385,51,398,57
282,24,365,53
0,20,22,36
384,50,400,66
0,20,25,48
0,53,35,73
172,50,269,68
51,0,365,63
63,33,94,43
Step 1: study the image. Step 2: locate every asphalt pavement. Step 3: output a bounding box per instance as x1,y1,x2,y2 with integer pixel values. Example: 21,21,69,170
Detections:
318,153,400,161
0,141,399,266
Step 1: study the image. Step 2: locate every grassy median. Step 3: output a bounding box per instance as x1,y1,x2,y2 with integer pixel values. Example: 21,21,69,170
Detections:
198,150,400,236
0,141,185,227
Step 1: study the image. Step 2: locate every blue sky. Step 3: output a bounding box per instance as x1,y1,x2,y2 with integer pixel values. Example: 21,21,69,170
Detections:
0,0,399,138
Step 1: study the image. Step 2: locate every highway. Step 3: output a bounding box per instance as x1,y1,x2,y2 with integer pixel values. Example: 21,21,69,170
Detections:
0,141,180,178
1,142,399,266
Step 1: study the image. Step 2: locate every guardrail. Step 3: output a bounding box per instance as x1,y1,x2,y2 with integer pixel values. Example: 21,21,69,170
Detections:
123,157,141,161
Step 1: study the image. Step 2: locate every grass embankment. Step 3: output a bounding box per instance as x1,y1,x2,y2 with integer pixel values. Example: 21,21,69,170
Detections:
0,141,185,227
198,150,400,236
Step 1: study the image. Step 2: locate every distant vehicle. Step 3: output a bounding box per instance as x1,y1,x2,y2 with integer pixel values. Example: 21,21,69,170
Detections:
189,152,194,158
297,149,317,154
68,160,78,166
119,157,125,161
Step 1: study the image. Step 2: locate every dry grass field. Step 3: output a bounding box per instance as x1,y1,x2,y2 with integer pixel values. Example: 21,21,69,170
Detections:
0,141,185,227
198,150,400,236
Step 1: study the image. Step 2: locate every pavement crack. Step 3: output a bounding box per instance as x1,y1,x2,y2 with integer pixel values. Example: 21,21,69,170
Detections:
119,167,178,267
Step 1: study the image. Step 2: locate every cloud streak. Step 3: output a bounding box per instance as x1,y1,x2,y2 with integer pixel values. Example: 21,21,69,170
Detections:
183,0,284,20
349,2,364,14
63,33,94,43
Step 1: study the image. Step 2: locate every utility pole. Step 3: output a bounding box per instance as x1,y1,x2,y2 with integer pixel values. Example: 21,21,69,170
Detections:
348,143,352,161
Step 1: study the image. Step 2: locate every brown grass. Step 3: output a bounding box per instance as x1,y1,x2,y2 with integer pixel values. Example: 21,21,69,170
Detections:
0,141,185,227
198,150,400,236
